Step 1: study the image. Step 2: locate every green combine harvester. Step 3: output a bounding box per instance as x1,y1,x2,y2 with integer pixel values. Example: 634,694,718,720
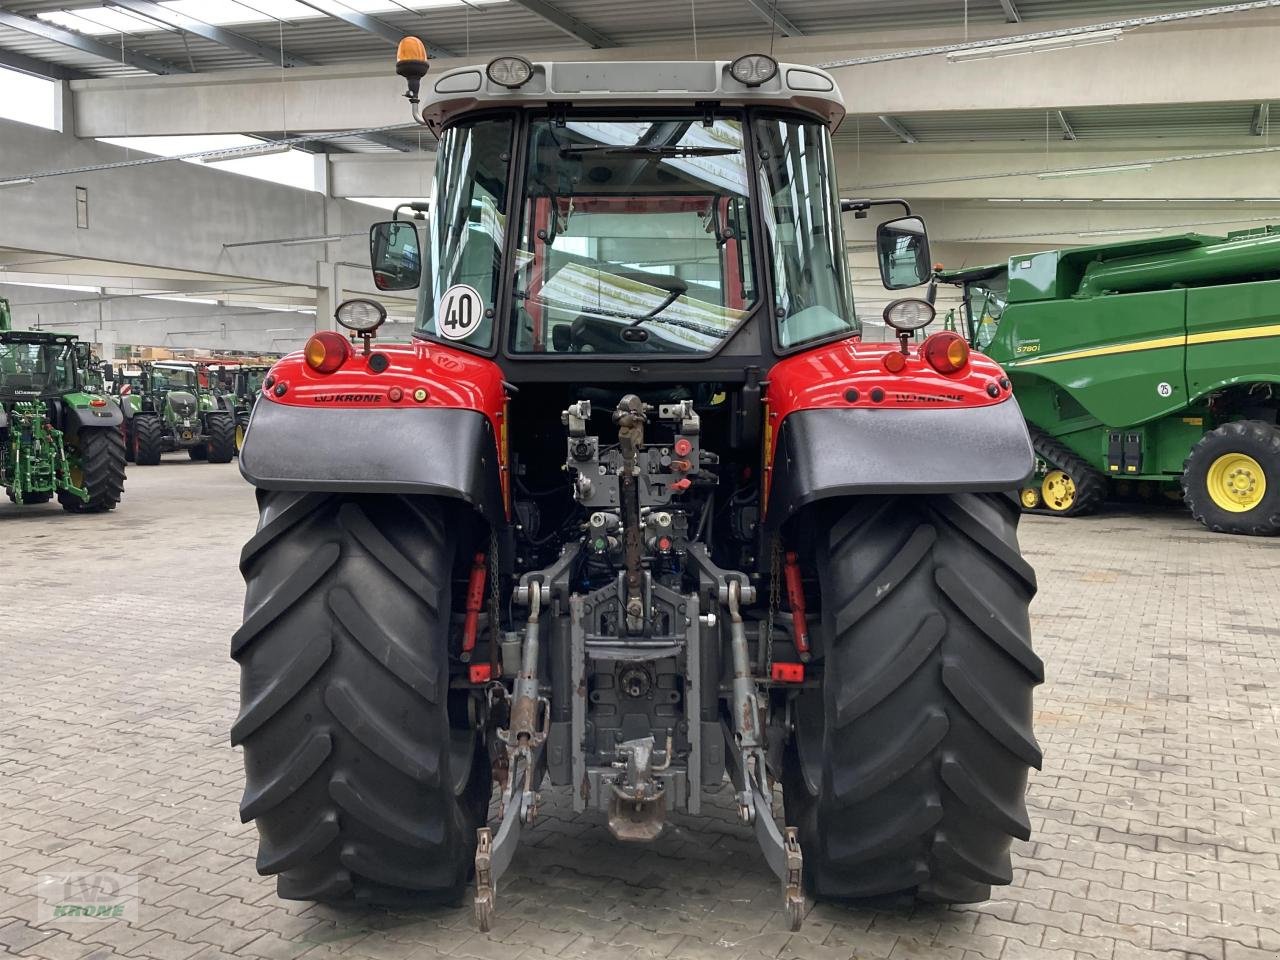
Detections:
0,297,127,512
940,225,1280,535
113,359,236,465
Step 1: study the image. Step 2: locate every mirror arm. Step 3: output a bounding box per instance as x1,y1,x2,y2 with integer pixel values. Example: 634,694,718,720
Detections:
840,197,912,217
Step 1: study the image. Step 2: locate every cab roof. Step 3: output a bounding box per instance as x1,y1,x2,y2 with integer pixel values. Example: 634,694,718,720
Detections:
420,59,845,131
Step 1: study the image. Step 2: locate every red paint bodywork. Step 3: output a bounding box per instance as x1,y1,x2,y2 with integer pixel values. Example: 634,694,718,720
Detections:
261,337,509,507
260,331,1011,524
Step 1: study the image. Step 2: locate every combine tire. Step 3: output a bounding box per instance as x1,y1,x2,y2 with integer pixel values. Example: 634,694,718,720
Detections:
1182,420,1280,536
133,415,164,466
206,413,236,464
1024,427,1105,517
232,492,491,905
784,493,1041,904
60,427,126,513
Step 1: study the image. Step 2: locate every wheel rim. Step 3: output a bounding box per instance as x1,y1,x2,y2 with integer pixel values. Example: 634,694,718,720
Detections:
235,424,245,449
1206,452,1266,513
1019,487,1041,509
1041,470,1076,512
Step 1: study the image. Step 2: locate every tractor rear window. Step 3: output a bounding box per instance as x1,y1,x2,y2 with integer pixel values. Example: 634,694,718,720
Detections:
0,340,76,398
509,116,757,355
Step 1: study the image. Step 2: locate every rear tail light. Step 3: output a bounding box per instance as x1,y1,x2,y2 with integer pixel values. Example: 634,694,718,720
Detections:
882,351,906,373
304,331,350,374
922,332,970,374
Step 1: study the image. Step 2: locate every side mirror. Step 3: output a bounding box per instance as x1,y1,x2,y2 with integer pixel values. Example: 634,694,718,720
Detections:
876,215,932,290
102,362,114,381
370,220,422,291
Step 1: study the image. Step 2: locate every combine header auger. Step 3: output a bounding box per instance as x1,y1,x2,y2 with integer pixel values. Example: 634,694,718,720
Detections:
0,300,127,512
232,49,1041,931
940,225,1280,535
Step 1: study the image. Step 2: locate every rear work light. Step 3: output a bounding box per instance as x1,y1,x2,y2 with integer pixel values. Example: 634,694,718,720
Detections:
304,331,350,374
922,331,970,374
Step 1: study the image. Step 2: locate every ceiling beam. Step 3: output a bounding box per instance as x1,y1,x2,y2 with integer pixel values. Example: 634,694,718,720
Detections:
0,48,88,81
290,0,454,56
1252,102,1270,136
105,0,315,68
998,0,1022,23
740,0,804,37
878,115,917,144
508,0,613,49
1055,109,1077,141
0,9,187,75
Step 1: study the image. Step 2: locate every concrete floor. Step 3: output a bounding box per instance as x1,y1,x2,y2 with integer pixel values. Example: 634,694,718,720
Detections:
1,461,1278,960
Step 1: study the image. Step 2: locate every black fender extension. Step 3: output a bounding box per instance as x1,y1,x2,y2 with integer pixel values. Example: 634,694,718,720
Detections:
238,399,505,524
765,400,1035,526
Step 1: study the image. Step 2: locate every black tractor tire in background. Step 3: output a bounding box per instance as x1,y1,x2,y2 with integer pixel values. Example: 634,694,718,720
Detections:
206,412,236,464
232,492,491,905
235,412,251,455
133,415,165,466
60,427,127,513
1182,420,1280,536
7,489,53,505
1026,427,1106,517
784,492,1042,904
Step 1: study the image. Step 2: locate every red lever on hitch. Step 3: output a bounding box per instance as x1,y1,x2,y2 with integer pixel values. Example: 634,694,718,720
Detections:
783,550,811,661
462,552,487,654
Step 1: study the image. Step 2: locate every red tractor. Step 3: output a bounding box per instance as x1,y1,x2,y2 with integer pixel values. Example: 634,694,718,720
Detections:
232,48,1040,931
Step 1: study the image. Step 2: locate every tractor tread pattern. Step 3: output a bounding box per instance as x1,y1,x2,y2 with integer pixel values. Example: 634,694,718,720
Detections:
233,492,487,905
1181,420,1280,536
59,426,126,513
1026,426,1106,517
794,493,1039,905
132,415,165,466
206,412,237,463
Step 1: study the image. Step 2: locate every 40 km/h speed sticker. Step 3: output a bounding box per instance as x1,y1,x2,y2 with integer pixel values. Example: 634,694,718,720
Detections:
438,284,485,341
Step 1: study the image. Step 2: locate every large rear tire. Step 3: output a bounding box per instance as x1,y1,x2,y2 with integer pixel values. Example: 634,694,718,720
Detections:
784,493,1041,904
232,491,491,905
206,412,236,464
59,427,126,513
133,415,164,466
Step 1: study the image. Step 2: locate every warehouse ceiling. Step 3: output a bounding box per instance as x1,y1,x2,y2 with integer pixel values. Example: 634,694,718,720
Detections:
0,0,1247,79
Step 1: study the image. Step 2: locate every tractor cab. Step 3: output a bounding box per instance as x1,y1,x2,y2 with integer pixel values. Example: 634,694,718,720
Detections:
368,55,933,384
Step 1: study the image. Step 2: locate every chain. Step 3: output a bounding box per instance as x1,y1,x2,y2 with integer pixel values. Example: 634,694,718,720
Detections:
488,528,502,677
763,532,781,675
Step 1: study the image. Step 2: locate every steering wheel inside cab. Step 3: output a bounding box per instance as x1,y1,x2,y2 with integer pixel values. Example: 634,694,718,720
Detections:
553,268,689,353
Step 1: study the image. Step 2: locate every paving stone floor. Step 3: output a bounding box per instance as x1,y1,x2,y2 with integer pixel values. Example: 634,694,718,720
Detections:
1,462,1278,960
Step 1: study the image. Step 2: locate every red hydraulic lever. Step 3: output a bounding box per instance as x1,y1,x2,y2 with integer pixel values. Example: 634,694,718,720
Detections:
462,552,487,654
783,550,811,661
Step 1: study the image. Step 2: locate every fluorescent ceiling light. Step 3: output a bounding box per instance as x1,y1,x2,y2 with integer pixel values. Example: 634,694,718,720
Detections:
1039,163,1151,180
264,327,298,333
142,294,218,304
0,178,34,189
947,28,1124,63
199,143,291,162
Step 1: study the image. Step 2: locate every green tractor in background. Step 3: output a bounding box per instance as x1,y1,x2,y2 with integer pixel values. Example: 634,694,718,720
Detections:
207,362,271,452
113,359,236,465
0,297,127,512
940,225,1280,535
